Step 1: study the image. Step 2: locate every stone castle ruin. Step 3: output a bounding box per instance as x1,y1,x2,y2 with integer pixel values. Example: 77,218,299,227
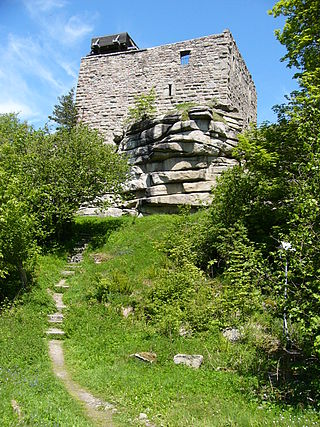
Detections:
76,31,256,214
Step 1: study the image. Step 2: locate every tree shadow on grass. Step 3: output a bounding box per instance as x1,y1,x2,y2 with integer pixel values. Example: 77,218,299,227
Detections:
50,216,126,255
0,216,126,304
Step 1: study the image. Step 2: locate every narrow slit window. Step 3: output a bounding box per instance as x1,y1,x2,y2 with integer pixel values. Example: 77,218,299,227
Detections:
180,50,190,66
168,84,172,96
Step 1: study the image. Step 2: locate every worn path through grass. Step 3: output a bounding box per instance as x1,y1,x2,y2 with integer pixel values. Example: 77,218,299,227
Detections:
46,246,116,427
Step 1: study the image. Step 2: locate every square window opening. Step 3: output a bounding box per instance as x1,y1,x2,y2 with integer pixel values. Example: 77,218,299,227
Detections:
180,50,191,66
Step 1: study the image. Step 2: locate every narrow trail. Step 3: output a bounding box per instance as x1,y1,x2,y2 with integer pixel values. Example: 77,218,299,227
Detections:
46,243,115,427
48,340,114,426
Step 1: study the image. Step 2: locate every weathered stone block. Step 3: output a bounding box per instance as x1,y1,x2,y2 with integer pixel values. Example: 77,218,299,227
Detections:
168,120,199,134
142,193,211,206
183,181,216,193
151,169,207,185
173,354,204,369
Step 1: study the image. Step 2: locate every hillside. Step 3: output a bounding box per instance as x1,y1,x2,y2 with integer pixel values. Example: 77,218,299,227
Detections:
0,214,319,426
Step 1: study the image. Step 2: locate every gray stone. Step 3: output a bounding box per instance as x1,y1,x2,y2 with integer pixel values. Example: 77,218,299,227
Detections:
124,175,149,191
162,112,182,123
210,121,228,136
168,120,199,134
143,193,211,207
179,325,192,337
103,207,135,217
182,181,216,193
163,130,212,145
46,327,65,336
55,279,69,289
188,111,213,122
173,354,203,369
61,270,75,276
142,123,171,141
222,328,242,343
53,293,66,310
146,183,183,197
188,105,213,114
48,313,64,323
76,32,256,144
121,306,134,318
139,413,148,420
76,49,254,216
150,169,206,185
146,185,168,197
48,313,63,323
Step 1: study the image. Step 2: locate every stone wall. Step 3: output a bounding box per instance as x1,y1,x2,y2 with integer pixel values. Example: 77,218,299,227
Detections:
116,105,241,215
76,30,256,143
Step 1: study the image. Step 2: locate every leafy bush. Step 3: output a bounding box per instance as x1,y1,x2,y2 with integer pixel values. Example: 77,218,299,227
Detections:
127,88,157,123
86,272,133,304
0,113,129,297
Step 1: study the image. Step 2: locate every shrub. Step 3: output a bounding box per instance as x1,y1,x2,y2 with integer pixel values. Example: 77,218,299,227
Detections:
127,88,157,123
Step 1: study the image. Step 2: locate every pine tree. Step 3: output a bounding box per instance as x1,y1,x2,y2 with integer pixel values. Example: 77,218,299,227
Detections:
48,88,78,131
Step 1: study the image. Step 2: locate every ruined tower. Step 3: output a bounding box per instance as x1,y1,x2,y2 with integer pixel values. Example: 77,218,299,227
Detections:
76,31,256,142
76,31,257,214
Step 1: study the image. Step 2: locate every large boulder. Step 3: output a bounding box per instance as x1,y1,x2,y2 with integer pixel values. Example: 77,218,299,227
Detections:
116,105,242,214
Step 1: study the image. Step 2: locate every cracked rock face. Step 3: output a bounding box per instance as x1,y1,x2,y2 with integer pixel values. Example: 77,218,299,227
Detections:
117,106,241,214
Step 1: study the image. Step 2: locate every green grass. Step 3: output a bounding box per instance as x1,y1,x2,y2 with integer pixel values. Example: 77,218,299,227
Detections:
1,215,319,426
61,215,319,426
0,255,95,426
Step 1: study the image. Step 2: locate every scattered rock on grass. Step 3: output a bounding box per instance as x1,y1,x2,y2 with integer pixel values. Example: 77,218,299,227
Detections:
138,412,155,427
131,352,157,363
61,270,75,276
173,354,203,368
222,327,242,343
11,400,23,421
92,253,113,264
179,324,192,337
139,413,148,420
122,306,134,318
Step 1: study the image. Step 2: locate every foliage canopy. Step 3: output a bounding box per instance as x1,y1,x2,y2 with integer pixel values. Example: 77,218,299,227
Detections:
0,113,128,297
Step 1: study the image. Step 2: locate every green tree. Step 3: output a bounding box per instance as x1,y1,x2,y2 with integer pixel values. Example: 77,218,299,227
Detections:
0,169,38,295
48,87,78,130
23,124,129,239
187,0,320,357
270,0,320,102
0,113,129,295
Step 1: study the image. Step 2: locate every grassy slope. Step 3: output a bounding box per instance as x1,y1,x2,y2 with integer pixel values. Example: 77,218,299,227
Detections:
0,255,94,426
61,215,319,427
0,215,319,426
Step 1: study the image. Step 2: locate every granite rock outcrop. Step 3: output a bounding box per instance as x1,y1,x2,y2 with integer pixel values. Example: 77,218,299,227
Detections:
117,104,241,214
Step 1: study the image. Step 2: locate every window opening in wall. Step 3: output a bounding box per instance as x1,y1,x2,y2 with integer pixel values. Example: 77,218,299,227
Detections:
180,50,190,66
168,84,172,96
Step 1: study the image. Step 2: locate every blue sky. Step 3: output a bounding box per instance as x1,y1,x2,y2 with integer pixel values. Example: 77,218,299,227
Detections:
0,0,298,127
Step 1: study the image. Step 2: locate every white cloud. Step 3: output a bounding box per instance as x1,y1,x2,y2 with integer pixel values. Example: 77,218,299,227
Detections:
0,101,35,117
0,33,68,125
23,0,94,47
7,34,65,91
64,15,93,44
0,0,96,126
23,0,67,14
57,59,78,79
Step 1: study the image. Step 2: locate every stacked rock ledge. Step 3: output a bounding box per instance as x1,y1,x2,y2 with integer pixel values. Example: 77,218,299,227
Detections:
116,105,240,215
